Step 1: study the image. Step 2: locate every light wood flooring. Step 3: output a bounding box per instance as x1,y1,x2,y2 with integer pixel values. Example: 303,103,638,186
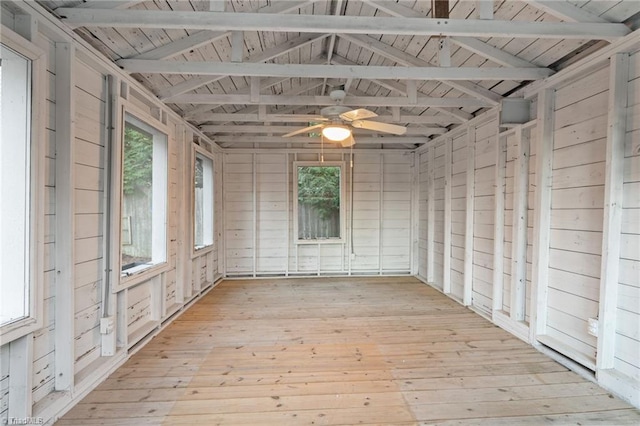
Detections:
57,277,640,425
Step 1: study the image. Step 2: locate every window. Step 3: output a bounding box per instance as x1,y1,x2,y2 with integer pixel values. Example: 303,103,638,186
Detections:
194,151,214,251
0,32,44,342
121,113,167,274
294,162,345,243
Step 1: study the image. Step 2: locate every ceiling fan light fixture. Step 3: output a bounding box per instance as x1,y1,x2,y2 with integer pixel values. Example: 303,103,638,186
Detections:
322,124,351,141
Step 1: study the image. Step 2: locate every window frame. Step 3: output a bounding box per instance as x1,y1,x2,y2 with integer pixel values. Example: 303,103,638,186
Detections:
0,28,46,343
293,161,346,245
118,107,170,284
192,146,215,256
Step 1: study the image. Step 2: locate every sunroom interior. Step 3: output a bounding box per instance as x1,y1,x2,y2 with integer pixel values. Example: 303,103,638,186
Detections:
1,0,640,424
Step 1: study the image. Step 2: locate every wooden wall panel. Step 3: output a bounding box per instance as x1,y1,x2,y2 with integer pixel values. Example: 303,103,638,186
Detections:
472,119,498,315
544,66,610,366
382,153,413,271
256,154,288,272
432,142,446,287
615,50,640,382
449,133,467,302
72,58,106,375
224,153,255,274
418,151,429,279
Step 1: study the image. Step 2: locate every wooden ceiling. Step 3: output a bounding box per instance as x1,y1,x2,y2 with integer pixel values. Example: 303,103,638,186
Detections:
41,0,640,149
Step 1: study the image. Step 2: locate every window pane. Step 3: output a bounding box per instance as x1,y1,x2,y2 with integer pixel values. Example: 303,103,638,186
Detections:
122,121,153,269
297,166,341,240
0,44,31,326
194,153,213,249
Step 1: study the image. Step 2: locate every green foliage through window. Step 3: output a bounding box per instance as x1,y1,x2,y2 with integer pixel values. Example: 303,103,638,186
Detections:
297,166,340,219
123,123,153,195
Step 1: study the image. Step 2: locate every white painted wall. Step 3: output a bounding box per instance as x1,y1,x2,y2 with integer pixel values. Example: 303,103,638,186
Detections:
0,3,223,424
223,151,415,277
417,38,640,408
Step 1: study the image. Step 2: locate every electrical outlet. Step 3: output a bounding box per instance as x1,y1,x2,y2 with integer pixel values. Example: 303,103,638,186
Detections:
100,317,115,335
587,317,598,337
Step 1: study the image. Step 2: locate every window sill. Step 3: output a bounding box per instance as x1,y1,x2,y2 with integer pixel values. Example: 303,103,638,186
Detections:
191,244,215,259
116,261,170,291
295,238,345,245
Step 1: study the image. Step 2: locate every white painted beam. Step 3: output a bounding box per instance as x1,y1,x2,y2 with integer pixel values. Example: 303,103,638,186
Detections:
492,131,507,313
330,55,473,121
53,42,75,392
57,9,630,39
156,34,328,100
231,31,244,62
339,33,504,104
183,76,289,118
209,0,226,12
438,36,451,67
463,125,476,306
510,127,530,321
191,112,456,125
477,0,494,20
597,53,630,369
450,37,538,68
71,0,145,9
214,135,428,144
120,60,554,81
524,0,609,23
443,138,453,294
115,1,316,60
426,146,436,283
530,88,555,340
200,124,446,135
170,94,492,108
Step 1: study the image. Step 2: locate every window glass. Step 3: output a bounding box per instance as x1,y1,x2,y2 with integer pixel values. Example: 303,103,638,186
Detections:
0,44,32,326
194,153,214,250
121,114,167,273
297,165,342,241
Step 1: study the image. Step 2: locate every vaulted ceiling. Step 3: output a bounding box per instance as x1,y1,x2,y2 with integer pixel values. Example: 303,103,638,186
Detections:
40,0,640,149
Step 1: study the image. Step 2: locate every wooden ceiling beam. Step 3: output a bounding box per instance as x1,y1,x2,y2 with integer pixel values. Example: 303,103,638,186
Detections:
58,9,630,40
171,94,492,108
213,135,429,144
119,60,554,81
125,1,317,61
338,33,505,105
364,0,543,69
157,34,329,100
330,55,473,122
523,1,609,23
200,125,447,136
192,112,457,125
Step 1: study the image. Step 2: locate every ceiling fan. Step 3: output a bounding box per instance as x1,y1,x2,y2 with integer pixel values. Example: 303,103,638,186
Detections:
282,90,407,147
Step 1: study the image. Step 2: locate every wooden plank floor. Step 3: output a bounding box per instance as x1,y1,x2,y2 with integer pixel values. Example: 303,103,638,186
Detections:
57,277,640,425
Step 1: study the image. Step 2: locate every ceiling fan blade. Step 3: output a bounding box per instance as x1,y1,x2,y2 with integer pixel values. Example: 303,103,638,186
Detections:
282,123,325,138
339,108,378,122
351,120,407,135
340,135,356,148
